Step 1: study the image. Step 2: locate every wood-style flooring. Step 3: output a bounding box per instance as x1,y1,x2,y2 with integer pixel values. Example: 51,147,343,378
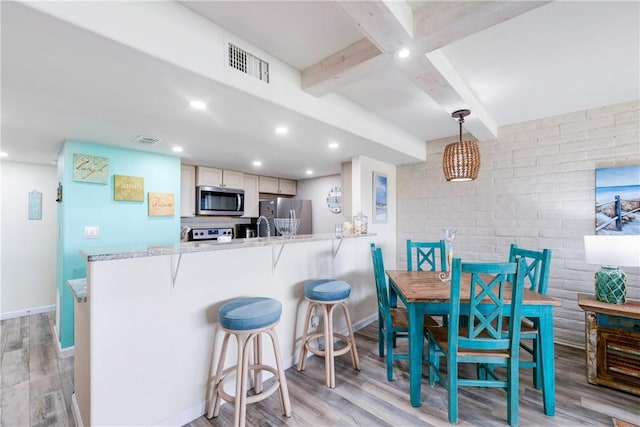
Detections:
1,312,639,426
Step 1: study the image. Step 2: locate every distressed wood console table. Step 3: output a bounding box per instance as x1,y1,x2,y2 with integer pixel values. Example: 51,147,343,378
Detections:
577,293,640,396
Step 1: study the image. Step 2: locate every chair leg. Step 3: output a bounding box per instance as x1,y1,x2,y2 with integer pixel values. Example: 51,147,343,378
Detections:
266,328,292,417
386,328,395,381
208,332,231,419
340,301,360,371
378,313,384,357
324,304,334,388
533,335,542,389
297,301,315,372
447,353,458,424
507,358,519,427
235,334,252,427
253,333,262,395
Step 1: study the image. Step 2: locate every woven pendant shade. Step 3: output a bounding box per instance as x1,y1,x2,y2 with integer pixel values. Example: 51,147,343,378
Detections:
443,109,480,182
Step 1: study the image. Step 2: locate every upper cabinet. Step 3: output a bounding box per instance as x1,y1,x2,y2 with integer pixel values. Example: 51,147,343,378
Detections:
180,165,196,217
259,176,297,196
242,174,259,218
196,166,244,190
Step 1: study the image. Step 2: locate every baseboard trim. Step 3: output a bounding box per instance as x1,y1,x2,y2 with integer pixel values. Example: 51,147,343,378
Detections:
157,401,206,426
0,304,55,320
71,393,84,427
52,322,75,358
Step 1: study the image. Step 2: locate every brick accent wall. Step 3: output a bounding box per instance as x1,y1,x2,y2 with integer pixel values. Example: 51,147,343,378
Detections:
397,100,640,348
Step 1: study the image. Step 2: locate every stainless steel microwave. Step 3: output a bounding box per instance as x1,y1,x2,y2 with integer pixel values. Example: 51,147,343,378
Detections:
196,186,244,216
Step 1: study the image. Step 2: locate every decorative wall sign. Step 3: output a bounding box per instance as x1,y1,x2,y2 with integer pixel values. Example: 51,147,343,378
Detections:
595,165,640,235
373,172,388,224
327,186,342,213
28,190,42,220
114,175,144,201
148,192,175,216
56,182,63,203
72,153,109,184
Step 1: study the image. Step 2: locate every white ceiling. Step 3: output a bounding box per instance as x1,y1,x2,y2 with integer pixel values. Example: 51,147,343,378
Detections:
2,1,638,180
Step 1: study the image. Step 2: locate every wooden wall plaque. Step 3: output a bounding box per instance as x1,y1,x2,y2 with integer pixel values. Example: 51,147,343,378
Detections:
148,192,174,216
114,175,144,201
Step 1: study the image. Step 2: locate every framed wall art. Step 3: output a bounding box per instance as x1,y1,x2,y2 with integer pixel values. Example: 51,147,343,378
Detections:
114,175,144,201
373,172,388,224
72,153,109,184
595,164,640,235
148,192,175,216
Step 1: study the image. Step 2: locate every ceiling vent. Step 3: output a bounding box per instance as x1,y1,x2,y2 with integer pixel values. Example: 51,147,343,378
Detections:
133,135,161,146
228,42,270,83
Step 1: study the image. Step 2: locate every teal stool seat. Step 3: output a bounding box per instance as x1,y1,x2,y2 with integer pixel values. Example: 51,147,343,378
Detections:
298,279,360,388
208,297,291,427
304,279,351,301
218,297,282,330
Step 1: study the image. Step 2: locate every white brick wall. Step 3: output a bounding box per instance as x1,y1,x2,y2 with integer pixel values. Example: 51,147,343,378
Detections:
397,100,640,348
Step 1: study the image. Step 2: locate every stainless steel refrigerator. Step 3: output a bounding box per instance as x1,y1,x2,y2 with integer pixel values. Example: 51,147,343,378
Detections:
258,198,312,237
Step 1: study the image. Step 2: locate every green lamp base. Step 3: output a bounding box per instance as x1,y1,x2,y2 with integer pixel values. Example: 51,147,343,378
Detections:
595,266,626,304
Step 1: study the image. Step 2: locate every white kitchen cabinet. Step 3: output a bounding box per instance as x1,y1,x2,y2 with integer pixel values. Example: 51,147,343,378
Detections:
242,174,259,218
278,178,297,196
259,176,297,196
180,165,196,217
196,166,244,189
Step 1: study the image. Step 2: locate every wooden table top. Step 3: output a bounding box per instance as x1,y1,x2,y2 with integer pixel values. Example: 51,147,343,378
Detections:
577,293,640,318
386,270,562,306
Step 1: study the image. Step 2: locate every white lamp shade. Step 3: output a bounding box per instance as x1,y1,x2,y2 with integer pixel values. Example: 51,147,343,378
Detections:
584,235,640,267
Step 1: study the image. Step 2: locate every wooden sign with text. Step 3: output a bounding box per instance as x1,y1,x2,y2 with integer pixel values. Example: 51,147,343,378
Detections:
148,192,174,216
114,175,144,201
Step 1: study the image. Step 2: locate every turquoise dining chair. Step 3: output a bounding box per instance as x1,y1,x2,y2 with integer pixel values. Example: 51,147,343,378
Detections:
406,239,447,272
507,244,552,389
370,243,436,381
426,258,526,426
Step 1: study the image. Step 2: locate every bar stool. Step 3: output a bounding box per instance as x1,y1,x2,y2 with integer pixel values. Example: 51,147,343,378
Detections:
207,297,291,427
297,279,360,388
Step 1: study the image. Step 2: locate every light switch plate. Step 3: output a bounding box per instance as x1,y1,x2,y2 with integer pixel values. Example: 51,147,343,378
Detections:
84,226,100,239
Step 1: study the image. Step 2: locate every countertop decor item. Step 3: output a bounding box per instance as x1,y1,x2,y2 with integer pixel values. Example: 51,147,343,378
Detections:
439,229,457,282
584,235,640,304
274,218,300,237
443,109,480,182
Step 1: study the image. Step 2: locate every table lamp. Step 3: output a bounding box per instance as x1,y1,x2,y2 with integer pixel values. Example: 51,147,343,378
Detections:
584,235,640,304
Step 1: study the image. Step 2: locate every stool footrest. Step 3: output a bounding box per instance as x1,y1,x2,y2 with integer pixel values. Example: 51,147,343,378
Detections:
303,332,353,358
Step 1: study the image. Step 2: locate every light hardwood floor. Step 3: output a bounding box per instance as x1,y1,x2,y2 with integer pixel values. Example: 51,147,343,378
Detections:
1,313,639,426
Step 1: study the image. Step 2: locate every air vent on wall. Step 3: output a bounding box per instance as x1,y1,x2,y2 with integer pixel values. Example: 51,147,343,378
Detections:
133,135,161,146
228,42,270,83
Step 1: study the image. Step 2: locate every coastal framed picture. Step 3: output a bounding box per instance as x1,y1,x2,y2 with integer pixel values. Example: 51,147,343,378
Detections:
373,172,387,224
595,164,640,235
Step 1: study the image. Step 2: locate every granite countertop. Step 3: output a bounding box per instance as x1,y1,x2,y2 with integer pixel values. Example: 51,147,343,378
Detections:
67,278,87,303
80,233,375,262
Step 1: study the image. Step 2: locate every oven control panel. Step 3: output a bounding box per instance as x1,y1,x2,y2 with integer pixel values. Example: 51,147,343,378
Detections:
188,227,233,241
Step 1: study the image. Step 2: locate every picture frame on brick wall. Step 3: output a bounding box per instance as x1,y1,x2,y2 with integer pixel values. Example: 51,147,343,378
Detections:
595,165,640,235
373,172,387,224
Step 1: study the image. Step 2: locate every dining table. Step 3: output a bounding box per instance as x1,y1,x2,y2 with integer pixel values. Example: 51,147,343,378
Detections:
385,269,562,415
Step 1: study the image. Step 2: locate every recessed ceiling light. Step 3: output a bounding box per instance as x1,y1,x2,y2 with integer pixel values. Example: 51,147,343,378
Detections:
328,142,339,149
253,160,262,167
190,100,207,110
0,152,8,157
172,146,183,153
275,126,288,135
397,48,411,59
305,169,313,175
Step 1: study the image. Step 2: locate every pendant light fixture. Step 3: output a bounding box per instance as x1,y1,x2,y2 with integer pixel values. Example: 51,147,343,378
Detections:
443,109,480,182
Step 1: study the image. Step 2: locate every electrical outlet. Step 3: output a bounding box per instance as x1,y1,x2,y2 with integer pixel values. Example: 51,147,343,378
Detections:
84,226,100,239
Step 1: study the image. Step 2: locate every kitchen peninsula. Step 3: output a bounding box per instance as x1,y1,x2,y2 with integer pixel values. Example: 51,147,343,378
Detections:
72,233,377,426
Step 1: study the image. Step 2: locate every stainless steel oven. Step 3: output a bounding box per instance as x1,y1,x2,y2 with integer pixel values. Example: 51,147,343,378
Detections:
196,186,244,216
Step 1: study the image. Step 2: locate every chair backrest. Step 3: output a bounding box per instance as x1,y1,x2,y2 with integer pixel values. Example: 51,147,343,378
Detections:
370,243,391,318
448,258,526,356
407,239,447,272
508,244,551,295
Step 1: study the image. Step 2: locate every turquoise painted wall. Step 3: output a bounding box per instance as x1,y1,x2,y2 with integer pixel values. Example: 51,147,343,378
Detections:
56,141,180,349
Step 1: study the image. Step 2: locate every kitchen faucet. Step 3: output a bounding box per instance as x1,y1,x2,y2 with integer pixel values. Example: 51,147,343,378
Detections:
256,215,270,238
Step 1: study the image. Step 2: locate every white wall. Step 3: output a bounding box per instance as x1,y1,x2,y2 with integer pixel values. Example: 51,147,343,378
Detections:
1,161,57,317
296,174,343,234
397,100,640,348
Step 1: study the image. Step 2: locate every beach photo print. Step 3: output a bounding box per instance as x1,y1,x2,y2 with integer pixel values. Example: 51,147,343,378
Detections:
595,165,640,235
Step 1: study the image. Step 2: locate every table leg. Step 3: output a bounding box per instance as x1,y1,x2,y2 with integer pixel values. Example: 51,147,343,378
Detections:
408,303,424,407
538,308,556,416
